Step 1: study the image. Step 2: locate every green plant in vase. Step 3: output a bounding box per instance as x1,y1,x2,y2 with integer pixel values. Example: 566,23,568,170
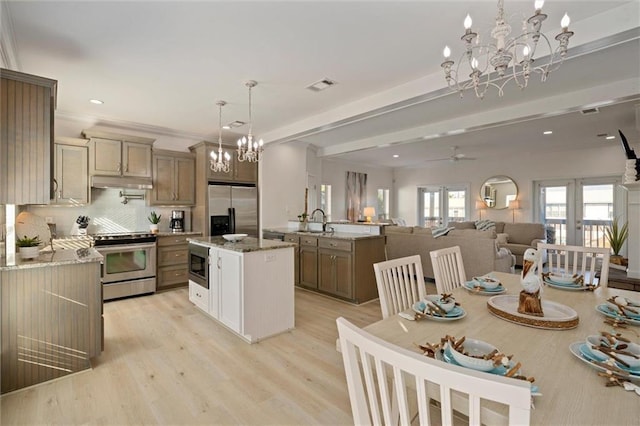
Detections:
16,235,41,259
148,211,161,234
605,217,629,265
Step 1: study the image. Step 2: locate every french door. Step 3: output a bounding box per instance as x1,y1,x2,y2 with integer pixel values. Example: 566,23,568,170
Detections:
418,185,469,227
534,177,624,248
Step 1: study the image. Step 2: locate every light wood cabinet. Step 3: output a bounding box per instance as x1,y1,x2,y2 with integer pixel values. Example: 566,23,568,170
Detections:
205,143,257,184
0,68,57,205
299,235,318,290
150,150,195,205
83,130,154,178
52,141,88,205
157,234,192,290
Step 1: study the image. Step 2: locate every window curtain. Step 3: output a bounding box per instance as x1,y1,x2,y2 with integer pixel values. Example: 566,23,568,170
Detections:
346,171,367,222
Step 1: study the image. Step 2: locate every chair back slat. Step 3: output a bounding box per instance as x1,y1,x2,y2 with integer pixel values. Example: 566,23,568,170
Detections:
430,246,467,294
537,242,610,287
337,317,532,426
374,255,427,319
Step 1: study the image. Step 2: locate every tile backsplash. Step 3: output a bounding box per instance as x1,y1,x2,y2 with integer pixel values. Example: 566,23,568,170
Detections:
25,189,192,236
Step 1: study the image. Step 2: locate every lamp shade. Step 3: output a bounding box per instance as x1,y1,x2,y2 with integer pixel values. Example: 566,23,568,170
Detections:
363,207,376,222
508,200,521,210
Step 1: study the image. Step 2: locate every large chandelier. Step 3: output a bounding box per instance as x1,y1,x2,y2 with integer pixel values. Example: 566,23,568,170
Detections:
210,100,231,173
441,0,573,99
237,80,264,163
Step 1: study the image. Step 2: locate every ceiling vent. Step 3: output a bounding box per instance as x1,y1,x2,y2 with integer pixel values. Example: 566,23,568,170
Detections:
223,120,245,129
306,78,338,92
580,107,600,115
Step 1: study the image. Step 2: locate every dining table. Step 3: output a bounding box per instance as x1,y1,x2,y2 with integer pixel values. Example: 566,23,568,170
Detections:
361,271,640,425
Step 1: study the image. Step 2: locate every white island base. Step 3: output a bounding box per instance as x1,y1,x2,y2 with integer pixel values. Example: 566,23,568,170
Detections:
188,238,295,343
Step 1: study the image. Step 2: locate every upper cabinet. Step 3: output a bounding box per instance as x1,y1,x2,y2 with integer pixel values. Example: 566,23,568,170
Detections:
0,68,57,205
83,130,154,178
193,142,257,184
52,138,89,205
150,149,195,206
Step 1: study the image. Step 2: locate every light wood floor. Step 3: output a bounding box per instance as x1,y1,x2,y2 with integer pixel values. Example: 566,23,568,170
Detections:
1,287,382,425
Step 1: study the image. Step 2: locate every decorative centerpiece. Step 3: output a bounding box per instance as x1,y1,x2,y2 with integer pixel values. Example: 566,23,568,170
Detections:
518,248,543,316
605,217,629,266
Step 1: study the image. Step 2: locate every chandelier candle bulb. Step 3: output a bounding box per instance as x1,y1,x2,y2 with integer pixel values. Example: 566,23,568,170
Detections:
443,46,451,59
561,13,570,29
464,14,472,30
534,0,544,12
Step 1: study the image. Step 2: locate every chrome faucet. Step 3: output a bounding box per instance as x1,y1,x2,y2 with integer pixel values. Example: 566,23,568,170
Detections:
310,208,327,232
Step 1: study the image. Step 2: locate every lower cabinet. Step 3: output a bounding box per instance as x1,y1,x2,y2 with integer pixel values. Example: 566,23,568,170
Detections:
188,244,295,343
292,235,385,304
157,234,190,290
284,233,300,285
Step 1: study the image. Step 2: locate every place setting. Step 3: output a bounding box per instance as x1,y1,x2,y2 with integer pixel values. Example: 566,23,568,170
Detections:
463,274,506,295
569,329,640,392
402,293,466,322
595,296,640,326
415,335,541,397
541,272,596,291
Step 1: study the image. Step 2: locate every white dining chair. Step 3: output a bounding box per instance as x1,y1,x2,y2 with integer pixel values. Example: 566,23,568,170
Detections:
536,242,611,287
373,255,427,319
430,246,467,294
336,317,532,426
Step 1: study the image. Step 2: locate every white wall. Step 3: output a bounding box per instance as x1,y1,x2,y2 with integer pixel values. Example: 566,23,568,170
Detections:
394,143,627,226
321,159,394,221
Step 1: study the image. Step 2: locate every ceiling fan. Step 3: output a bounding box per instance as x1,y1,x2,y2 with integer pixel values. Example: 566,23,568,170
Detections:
425,146,476,163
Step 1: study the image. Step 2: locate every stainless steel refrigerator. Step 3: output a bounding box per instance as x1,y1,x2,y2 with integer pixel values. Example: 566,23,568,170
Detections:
208,184,258,237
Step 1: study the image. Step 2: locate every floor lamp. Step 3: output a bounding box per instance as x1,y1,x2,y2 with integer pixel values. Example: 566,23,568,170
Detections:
475,200,486,220
508,200,521,223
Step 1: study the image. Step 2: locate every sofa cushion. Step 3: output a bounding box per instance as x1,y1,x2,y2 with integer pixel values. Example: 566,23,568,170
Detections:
385,226,414,234
413,226,434,235
503,223,545,245
452,221,476,230
448,229,496,239
494,222,505,233
431,226,454,238
496,233,509,245
475,219,496,231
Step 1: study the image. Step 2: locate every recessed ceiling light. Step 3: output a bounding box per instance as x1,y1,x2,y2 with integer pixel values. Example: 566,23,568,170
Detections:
605,135,615,140
89,99,104,105
543,130,553,135
393,154,399,158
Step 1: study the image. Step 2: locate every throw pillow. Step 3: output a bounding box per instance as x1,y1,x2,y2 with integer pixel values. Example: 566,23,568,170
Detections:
496,233,509,245
475,219,496,231
431,225,454,238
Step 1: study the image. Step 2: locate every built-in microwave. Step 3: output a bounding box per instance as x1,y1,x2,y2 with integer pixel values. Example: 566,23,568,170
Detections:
188,243,209,289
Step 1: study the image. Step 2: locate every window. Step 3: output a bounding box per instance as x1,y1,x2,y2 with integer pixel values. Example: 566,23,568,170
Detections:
320,184,332,221
418,184,469,227
377,189,390,220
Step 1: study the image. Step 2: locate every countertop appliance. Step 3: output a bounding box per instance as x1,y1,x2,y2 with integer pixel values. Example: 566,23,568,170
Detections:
170,210,185,233
188,242,209,289
208,184,257,237
93,232,157,301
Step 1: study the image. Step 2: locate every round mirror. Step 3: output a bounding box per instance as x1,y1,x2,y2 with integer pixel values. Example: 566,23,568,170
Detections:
480,176,518,210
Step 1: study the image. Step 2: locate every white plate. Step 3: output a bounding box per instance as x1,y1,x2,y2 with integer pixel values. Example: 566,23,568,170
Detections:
543,279,591,292
569,342,640,381
548,273,580,284
472,276,501,289
595,304,640,326
463,281,506,295
411,302,467,322
222,233,248,242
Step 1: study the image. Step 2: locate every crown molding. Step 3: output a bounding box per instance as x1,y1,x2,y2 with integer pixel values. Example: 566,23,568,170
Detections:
0,2,20,70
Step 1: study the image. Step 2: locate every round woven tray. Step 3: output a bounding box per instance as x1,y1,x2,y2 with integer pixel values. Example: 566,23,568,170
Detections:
487,295,579,330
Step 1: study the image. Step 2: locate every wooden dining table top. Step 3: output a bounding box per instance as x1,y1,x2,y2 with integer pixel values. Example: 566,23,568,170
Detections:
362,272,639,425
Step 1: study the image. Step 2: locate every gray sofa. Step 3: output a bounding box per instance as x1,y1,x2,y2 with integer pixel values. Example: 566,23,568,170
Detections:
385,226,514,280
451,221,546,266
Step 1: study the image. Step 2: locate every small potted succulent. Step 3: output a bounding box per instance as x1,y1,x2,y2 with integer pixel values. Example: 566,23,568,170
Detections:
148,211,161,234
16,235,41,259
605,217,629,265
297,212,308,232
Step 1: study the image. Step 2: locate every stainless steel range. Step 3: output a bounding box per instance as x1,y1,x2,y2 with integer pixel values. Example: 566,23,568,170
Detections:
93,232,157,301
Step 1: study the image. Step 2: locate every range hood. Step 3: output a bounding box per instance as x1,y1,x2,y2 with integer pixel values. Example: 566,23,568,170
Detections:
91,175,153,190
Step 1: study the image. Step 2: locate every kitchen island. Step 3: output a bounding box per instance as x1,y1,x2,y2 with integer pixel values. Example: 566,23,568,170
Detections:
187,236,296,343
0,247,103,394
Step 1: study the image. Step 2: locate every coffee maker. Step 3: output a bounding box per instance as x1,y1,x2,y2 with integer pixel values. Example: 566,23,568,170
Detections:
169,210,185,233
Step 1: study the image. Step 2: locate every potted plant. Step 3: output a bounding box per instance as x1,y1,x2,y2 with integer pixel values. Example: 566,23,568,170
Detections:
605,217,629,265
148,211,161,234
16,235,41,259
297,212,308,231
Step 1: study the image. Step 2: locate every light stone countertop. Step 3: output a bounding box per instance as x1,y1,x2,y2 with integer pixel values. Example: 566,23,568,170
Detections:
155,231,202,237
188,236,297,253
0,247,103,271
265,227,385,241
